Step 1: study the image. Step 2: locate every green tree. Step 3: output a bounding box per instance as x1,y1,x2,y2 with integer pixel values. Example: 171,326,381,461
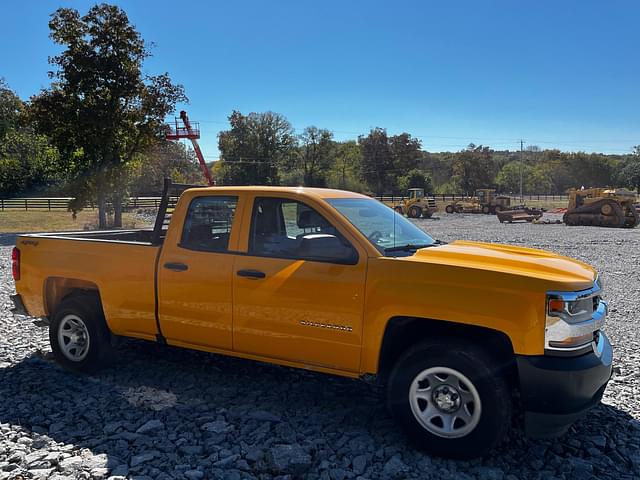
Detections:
217,110,296,185
398,168,433,192
29,4,186,228
327,141,362,190
618,146,640,193
390,133,422,173
128,141,202,195
0,131,61,197
0,79,23,140
451,144,496,195
298,126,334,186
359,128,392,193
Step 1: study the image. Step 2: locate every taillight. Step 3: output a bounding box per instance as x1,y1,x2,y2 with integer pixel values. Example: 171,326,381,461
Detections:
11,247,20,281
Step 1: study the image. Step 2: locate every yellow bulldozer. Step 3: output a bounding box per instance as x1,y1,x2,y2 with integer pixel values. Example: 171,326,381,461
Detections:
563,187,639,228
393,188,438,218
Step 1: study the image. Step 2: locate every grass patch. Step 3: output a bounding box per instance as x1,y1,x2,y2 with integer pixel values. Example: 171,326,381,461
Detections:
0,210,148,233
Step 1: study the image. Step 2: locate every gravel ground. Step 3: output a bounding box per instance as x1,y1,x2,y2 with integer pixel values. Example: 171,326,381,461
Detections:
0,214,639,480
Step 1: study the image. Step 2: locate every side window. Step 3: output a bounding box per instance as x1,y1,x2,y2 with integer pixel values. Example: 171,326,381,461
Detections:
181,196,238,252
249,197,357,264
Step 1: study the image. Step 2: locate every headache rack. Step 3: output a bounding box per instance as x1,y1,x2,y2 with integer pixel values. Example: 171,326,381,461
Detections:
151,178,206,245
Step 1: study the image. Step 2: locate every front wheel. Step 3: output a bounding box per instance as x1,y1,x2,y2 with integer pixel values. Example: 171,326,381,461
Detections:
50,293,113,373
387,340,512,459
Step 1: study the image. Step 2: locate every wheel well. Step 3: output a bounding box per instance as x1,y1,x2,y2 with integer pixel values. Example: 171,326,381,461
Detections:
44,277,100,316
377,316,517,387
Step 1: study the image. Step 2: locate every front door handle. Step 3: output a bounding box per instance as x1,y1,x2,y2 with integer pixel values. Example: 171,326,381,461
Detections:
237,269,266,279
164,262,188,272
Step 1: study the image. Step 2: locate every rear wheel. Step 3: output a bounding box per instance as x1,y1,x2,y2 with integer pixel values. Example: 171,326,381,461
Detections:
394,206,404,215
455,205,464,213
482,205,490,214
50,293,113,373
445,205,455,214
408,206,422,218
387,340,512,459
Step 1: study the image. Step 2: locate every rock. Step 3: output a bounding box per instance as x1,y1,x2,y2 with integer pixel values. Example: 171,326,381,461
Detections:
587,435,607,448
245,447,264,463
214,454,240,468
352,455,368,475
382,455,409,479
201,420,232,434
180,445,204,455
130,451,159,467
268,444,312,475
249,410,282,422
136,419,165,434
473,466,504,480
184,470,204,480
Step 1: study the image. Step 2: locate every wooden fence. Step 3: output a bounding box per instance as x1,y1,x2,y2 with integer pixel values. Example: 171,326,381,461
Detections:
0,197,163,212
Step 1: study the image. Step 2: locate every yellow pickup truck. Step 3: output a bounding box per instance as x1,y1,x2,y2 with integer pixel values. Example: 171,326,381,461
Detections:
12,180,612,458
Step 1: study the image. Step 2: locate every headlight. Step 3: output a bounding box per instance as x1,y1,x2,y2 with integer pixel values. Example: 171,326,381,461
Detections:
545,278,606,353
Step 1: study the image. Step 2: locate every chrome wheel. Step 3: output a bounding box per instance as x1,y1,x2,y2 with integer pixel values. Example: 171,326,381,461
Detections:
409,366,481,438
57,314,91,362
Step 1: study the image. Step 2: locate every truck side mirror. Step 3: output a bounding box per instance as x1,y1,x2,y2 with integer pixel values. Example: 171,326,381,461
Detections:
298,234,358,265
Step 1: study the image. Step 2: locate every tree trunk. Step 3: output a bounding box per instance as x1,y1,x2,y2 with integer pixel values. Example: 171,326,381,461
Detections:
97,191,107,229
113,195,123,228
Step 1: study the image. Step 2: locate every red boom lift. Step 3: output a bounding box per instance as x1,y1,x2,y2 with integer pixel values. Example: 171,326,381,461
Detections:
164,110,214,186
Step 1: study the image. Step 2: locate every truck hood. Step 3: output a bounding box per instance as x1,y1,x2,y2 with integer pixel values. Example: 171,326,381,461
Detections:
408,240,596,289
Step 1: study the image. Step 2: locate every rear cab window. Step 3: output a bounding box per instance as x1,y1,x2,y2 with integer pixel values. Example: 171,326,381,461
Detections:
180,196,238,252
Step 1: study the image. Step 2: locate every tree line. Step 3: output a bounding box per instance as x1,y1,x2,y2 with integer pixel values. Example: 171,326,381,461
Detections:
1,4,639,230
213,110,640,195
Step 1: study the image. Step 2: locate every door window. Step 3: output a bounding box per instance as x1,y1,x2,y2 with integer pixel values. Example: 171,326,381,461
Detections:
249,197,357,264
181,196,238,252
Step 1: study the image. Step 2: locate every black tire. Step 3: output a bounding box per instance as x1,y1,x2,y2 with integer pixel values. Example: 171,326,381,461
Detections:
455,205,464,213
49,293,113,373
387,339,512,459
408,206,422,218
482,205,490,214
445,205,455,214
394,206,404,215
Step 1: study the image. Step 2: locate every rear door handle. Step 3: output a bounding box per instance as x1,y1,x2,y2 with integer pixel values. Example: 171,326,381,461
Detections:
237,269,266,279
164,262,188,272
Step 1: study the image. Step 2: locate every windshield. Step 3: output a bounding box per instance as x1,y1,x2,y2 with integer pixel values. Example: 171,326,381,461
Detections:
327,198,436,255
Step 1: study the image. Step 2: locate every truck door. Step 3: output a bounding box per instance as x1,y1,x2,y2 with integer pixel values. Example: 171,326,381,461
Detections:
232,196,367,372
157,194,241,350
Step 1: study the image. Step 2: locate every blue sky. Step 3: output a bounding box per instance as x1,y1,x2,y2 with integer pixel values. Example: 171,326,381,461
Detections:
1,0,638,158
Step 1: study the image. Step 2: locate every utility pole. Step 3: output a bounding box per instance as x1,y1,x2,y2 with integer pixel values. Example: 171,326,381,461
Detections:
520,139,524,203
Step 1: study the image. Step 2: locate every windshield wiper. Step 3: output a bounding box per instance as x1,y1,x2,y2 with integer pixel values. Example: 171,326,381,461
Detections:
383,242,438,253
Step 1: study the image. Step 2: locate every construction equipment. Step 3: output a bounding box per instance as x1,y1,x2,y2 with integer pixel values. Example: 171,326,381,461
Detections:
444,197,480,214
165,110,214,186
476,189,511,214
497,208,543,223
445,189,511,214
393,188,438,218
563,187,639,228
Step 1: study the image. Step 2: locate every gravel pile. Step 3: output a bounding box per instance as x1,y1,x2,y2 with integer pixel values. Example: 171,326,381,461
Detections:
0,214,639,480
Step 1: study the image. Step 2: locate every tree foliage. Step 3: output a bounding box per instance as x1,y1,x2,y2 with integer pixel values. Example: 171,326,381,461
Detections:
298,126,334,187
0,79,23,140
28,3,185,227
451,144,496,195
217,111,296,185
